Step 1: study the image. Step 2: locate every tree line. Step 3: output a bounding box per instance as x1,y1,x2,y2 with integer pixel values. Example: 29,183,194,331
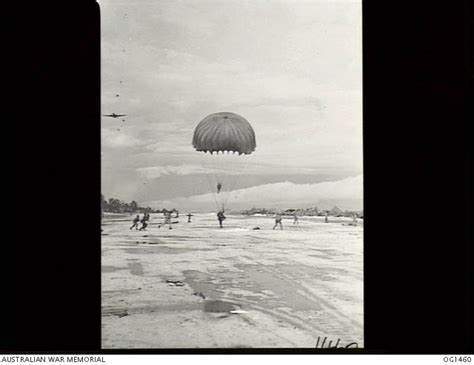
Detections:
239,206,363,218
101,194,156,214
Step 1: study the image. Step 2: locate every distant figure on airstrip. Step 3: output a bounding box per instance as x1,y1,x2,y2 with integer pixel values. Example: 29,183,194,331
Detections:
130,215,140,230
164,210,173,229
325,213,329,223
217,210,226,228
293,213,299,225
273,213,283,230
351,214,358,226
139,214,148,231
187,213,193,223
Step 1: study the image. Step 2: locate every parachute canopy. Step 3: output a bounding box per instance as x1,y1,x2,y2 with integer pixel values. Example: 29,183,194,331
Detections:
192,112,256,155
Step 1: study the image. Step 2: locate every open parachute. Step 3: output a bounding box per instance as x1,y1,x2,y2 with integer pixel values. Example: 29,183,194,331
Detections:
192,112,256,155
192,112,256,211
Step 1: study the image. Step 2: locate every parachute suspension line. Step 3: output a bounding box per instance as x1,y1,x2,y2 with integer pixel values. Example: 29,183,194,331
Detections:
209,151,229,212
241,153,257,210
192,112,257,213
204,171,220,211
221,160,239,210
203,151,254,212
204,151,224,211
213,153,225,212
220,151,239,211
211,151,242,212
213,151,228,211
200,152,220,211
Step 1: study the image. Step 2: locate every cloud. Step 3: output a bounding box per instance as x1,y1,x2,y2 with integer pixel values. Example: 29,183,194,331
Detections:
100,0,363,202
144,141,193,154
227,96,323,110
102,128,142,148
137,161,358,180
145,174,363,211
137,165,219,179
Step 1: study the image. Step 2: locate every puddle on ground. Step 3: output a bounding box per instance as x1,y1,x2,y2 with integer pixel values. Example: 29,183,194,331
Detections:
162,236,195,240
311,248,338,255
184,267,322,312
181,262,353,313
203,300,235,313
183,270,222,299
134,240,166,245
309,254,329,260
127,262,144,276
240,266,323,311
102,265,127,273
123,246,215,255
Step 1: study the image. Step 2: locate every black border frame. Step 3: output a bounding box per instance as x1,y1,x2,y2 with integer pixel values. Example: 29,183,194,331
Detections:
6,0,472,354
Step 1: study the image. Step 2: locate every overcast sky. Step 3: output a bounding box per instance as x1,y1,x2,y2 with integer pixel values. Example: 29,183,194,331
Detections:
100,0,362,211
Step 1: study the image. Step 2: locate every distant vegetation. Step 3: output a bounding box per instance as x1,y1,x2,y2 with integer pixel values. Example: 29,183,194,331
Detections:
237,206,363,218
101,194,178,214
101,194,363,218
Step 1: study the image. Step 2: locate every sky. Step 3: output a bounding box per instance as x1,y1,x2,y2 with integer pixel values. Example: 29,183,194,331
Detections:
100,0,362,212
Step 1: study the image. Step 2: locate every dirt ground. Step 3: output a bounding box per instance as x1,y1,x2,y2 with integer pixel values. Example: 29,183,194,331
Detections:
101,213,363,348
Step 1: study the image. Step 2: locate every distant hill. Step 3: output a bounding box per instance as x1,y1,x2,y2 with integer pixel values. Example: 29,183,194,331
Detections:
145,176,363,212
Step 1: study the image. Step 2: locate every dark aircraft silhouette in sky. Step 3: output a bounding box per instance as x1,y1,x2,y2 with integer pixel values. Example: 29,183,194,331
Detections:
103,113,126,118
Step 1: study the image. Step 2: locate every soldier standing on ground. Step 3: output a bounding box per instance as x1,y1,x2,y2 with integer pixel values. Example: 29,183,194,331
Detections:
217,210,226,228
273,213,283,230
293,213,299,225
130,214,140,230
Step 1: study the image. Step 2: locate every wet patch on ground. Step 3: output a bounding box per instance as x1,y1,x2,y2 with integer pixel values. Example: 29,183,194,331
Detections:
183,270,222,299
102,265,127,273
203,300,236,313
239,266,323,311
103,302,201,317
102,214,363,348
123,246,215,255
309,254,329,259
127,262,144,276
183,266,323,312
